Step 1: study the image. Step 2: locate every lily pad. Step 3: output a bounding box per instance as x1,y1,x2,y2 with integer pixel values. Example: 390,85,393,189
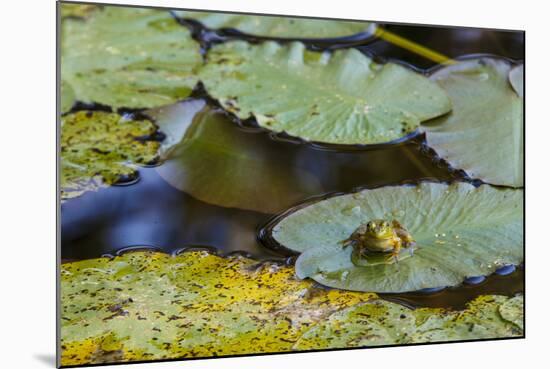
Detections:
269,181,523,293
199,41,452,145
498,294,524,330
60,3,100,19
294,295,522,350
174,11,376,40
509,64,524,98
61,250,377,365
61,6,202,109
60,250,522,365
60,80,75,114
61,111,160,200
422,58,523,187
155,105,323,213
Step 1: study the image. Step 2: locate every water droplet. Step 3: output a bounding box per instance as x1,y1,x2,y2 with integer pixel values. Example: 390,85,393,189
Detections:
454,235,460,239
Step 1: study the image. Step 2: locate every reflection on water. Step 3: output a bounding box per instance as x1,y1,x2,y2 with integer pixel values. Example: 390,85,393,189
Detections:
61,104,454,260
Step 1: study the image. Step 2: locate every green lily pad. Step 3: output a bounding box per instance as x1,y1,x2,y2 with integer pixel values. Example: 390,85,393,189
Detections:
269,181,523,293
61,6,202,109
498,294,524,330
509,64,524,98
60,250,522,365
422,58,523,187
199,41,452,145
155,105,322,213
174,11,376,39
294,295,522,350
61,111,160,200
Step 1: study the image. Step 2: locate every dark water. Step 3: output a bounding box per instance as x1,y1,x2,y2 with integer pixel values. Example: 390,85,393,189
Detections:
61,106,454,260
61,22,524,309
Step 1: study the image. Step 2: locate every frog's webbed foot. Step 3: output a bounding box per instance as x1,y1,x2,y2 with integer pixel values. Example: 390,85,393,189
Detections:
384,251,400,264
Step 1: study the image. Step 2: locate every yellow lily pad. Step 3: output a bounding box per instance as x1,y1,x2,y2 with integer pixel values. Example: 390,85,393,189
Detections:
61,251,523,366
61,111,160,200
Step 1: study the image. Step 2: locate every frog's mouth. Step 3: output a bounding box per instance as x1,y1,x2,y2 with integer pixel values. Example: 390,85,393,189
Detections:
351,244,419,267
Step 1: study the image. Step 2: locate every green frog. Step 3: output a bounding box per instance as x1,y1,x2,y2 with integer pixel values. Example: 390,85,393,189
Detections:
340,219,416,263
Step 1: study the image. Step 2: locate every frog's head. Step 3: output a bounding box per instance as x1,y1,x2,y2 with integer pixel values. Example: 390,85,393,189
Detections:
366,219,393,239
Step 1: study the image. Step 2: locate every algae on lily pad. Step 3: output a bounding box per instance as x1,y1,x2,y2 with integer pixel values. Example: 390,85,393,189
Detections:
155,106,323,214
200,41,452,145
61,6,202,109
270,181,523,293
422,58,524,187
61,111,160,200
174,11,376,40
60,250,522,365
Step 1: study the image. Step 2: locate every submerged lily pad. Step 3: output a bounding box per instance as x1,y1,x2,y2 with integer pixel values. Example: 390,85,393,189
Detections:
270,181,523,293
422,58,523,187
61,111,160,200
200,41,452,145
60,250,522,365
61,6,202,109
155,105,322,213
174,11,376,40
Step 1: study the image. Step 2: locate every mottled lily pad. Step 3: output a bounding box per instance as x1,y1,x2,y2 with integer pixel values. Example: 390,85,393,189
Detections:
155,105,322,213
60,250,522,365
270,182,523,293
200,41,452,145
61,111,160,200
422,58,523,187
174,11,376,40
295,295,522,349
498,294,524,330
61,251,377,365
61,6,202,109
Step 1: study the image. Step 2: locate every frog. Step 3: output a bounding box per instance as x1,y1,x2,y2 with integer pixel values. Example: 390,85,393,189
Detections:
340,219,416,263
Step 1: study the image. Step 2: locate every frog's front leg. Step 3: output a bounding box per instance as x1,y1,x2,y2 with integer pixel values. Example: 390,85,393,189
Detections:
385,237,402,264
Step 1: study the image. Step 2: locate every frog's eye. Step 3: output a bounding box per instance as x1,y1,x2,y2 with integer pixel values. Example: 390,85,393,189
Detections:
382,221,390,228
367,221,375,230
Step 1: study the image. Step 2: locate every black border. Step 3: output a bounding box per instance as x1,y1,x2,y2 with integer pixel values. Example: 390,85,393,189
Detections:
56,1,526,368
